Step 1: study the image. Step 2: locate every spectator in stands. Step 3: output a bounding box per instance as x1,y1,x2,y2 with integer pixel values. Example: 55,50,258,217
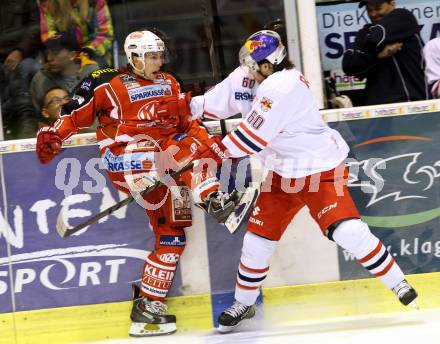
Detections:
39,86,97,132
0,1,41,139
423,37,440,99
0,67,38,140
342,0,429,105
38,0,114,67
39,87,70,127
30,31,99,114
0,1,41,83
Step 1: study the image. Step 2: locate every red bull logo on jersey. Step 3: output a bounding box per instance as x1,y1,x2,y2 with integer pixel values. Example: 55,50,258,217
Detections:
260,97,273,112
245,39,265,53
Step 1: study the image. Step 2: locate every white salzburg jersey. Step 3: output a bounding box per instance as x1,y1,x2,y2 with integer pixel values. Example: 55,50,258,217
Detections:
190,66,258,119
423,37,440,98
222,68,350,178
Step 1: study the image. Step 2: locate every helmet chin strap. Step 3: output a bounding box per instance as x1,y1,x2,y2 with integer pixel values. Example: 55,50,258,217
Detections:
273,63,284,72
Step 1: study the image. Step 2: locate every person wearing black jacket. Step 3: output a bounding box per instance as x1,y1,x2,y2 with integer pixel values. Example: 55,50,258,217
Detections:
0,0,41,82
0,67,38,139
0,0,41,139
342,0,430,105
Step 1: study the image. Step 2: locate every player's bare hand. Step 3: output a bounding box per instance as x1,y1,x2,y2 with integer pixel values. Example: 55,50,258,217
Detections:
378,43,403,59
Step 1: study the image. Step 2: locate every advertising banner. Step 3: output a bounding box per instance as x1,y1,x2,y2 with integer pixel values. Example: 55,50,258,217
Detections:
0,146,186,313
333,112,440,279
316,0,440,90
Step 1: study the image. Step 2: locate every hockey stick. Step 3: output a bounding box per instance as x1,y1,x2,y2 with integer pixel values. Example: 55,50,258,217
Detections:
56,161,195,238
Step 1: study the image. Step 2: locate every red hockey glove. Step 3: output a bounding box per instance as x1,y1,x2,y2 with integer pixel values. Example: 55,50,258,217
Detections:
157,92,192,117
195,135,230,165
36,126,62,164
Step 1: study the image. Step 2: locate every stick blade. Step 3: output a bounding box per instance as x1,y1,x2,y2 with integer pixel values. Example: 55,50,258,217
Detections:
56,208,72,238
224,187,259,234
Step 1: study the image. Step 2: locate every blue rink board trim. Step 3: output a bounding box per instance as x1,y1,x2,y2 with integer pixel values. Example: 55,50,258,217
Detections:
211,291,263,327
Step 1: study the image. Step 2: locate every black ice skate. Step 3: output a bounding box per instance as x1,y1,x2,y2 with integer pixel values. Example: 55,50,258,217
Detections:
217,301,256,333
199,187,258,233
129,285,176,337
392,279,418,308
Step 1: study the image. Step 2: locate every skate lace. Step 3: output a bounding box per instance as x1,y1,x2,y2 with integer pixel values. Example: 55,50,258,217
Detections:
217,190,238,208
216,191,229,207
393,280,410,298
224,301,249,317
143,299,168,315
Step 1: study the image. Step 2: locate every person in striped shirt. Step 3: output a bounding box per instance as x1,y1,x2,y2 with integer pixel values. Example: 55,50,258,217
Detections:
38,0,114,67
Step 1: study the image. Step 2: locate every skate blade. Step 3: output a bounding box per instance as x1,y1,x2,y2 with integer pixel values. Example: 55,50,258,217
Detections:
129,322,177,337
217,317,253,334
217,324,236,333
217,313,256,334
224,187,259,234
408,300,419,310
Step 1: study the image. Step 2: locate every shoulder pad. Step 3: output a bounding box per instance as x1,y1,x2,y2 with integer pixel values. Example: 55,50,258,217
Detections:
89,68,120,82
61,69,118,115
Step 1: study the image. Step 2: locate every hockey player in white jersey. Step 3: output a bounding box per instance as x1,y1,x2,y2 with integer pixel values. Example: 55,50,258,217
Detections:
423,37,440,98
190,51,258,120
195,30,418,333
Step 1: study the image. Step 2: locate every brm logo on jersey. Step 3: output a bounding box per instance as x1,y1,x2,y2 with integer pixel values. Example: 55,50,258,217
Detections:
128,85,172,102
235,91,254,101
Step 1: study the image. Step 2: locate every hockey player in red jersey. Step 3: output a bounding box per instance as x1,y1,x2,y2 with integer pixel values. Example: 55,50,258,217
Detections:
195,30,418,333
35,30,253,336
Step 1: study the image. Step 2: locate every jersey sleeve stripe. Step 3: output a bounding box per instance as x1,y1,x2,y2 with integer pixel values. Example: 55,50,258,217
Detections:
227,132,254,155
239,122,268,146
234,129,263,152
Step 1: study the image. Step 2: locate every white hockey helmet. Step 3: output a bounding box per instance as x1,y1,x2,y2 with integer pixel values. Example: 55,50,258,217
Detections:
239,30,286,71
124,31,165,70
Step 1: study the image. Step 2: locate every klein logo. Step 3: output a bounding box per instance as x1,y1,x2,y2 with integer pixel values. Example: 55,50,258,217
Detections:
317,202,337,219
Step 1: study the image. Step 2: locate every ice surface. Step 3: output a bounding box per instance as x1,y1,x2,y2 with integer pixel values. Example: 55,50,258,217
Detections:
90,307,440,344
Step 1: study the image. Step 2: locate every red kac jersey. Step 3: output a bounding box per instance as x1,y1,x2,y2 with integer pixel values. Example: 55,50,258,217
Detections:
53,68,209,150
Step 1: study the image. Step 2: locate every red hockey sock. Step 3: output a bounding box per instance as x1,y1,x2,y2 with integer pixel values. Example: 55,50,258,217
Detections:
140,252,177,301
